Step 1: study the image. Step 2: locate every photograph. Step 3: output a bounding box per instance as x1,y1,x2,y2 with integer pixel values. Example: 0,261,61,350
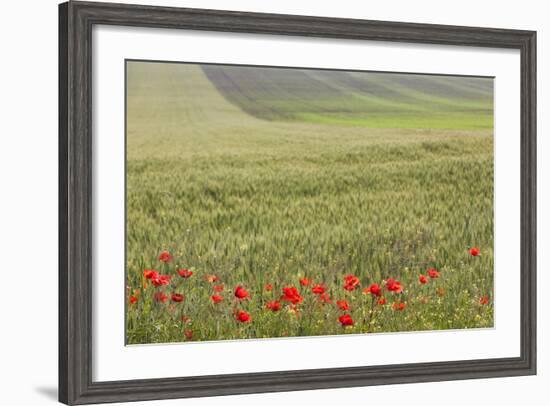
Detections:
125,60,495,344
1,0,543,405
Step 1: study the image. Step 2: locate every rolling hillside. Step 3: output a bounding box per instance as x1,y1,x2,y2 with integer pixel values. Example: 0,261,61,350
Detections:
202,64,493,130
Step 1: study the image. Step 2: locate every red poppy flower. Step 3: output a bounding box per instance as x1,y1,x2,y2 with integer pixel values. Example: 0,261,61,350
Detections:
419,274,429,284
181,315,191,323
299,277,311,287
158,250,173,263
281,287,304,304
151,274,171,287
265,283,273,292
479,296,489,305
311,284,326,294
154,292,168,303
129,295,138,304
204,274,220,283
363,283,382,297
386,278,403,293
211,295,223,304
266,301,281,312
427,268,440,279
336,300,350,311
338,314,354,326
377,297,387,305
171,293,184,303
469,247,480,257
343,274,361,291
234,285,250,300
184,330,193,340
392,302,407,311
213,284,224,293
236,310,251,323
318,292,332,304
143,269,158,279
177,269,193,278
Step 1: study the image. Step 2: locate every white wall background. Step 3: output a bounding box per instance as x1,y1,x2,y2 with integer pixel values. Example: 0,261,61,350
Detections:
0,0,546,405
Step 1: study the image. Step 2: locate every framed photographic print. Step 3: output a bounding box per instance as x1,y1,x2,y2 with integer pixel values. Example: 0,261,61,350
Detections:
59,1,536,404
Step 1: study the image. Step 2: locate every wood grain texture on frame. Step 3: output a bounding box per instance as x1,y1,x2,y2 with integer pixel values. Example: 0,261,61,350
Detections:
58,1,536,404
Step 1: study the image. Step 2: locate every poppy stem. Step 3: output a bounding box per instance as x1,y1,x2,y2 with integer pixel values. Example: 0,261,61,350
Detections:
365,295,377,333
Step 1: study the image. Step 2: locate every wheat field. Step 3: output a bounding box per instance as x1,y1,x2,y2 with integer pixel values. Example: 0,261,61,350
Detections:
125,61,493,344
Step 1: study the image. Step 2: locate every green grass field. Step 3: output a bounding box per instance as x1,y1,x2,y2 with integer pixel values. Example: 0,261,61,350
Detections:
125,61,494,344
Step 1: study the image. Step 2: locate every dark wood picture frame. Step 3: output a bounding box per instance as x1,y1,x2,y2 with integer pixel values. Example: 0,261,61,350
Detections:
59,1,537,404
